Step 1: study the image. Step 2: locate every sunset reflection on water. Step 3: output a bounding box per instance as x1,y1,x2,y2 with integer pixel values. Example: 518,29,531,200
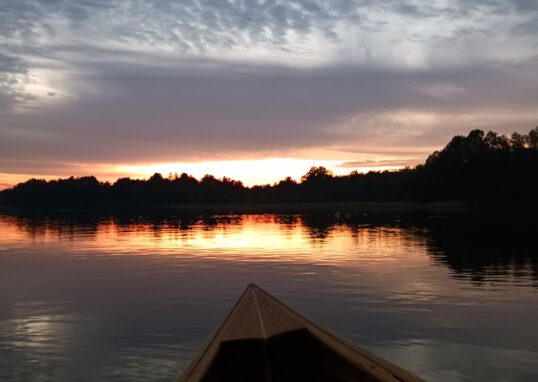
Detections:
0,215,427,266
1,212,537,382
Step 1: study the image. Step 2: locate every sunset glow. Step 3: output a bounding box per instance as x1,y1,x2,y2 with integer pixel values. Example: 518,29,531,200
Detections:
117,158,405,186
0,158,409,190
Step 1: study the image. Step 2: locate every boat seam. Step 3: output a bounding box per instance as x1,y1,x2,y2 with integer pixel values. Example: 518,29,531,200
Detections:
252,290,272,382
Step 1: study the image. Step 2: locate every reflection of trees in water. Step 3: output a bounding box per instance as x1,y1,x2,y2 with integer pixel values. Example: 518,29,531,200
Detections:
303,212,538,286
273,215,299,226
422,217,538,287
11,214,107,241
6,210,245,237
3,210,537,285
302,213,538,286
300,214,339,241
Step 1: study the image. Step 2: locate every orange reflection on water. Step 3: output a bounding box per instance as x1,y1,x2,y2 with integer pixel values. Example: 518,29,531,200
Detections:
0,214,429,269
0,217,29,242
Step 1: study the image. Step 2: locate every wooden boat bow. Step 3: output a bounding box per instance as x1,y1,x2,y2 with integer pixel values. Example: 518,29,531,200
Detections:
179,284,425,382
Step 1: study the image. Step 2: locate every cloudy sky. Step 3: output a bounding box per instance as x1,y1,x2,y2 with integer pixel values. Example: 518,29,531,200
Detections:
0,0,537,187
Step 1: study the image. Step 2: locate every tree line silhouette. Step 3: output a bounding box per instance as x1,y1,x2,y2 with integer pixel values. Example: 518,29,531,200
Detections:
1,127,537,207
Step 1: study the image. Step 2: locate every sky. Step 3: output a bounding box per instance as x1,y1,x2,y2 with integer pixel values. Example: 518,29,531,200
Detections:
0,0,537,188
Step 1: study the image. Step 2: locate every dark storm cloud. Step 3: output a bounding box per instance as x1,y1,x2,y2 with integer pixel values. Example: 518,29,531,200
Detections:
0,0,537,176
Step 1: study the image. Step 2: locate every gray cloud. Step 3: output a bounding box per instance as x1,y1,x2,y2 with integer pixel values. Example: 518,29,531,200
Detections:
0,0,537,179
0,0,360,52
0,53,31,111
1,58,536,163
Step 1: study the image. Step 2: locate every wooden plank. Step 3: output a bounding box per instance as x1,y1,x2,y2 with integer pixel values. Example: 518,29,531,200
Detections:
178,286,261,382
249,284,425,382
220,288,264,341
255,288,304,338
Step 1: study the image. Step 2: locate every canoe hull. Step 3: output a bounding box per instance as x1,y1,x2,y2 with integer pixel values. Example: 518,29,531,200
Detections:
179,284,425,382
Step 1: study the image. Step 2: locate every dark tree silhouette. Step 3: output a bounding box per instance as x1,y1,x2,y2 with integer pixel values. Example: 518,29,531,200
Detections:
1,127,537,207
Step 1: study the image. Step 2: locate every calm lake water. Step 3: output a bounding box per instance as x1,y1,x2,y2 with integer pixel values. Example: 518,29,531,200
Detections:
0,210,537,381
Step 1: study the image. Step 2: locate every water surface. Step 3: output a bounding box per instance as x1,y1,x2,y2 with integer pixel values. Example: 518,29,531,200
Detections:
0,211,537,381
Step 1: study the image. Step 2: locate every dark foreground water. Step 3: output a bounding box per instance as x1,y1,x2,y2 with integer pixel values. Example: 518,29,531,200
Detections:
0,210,537,381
